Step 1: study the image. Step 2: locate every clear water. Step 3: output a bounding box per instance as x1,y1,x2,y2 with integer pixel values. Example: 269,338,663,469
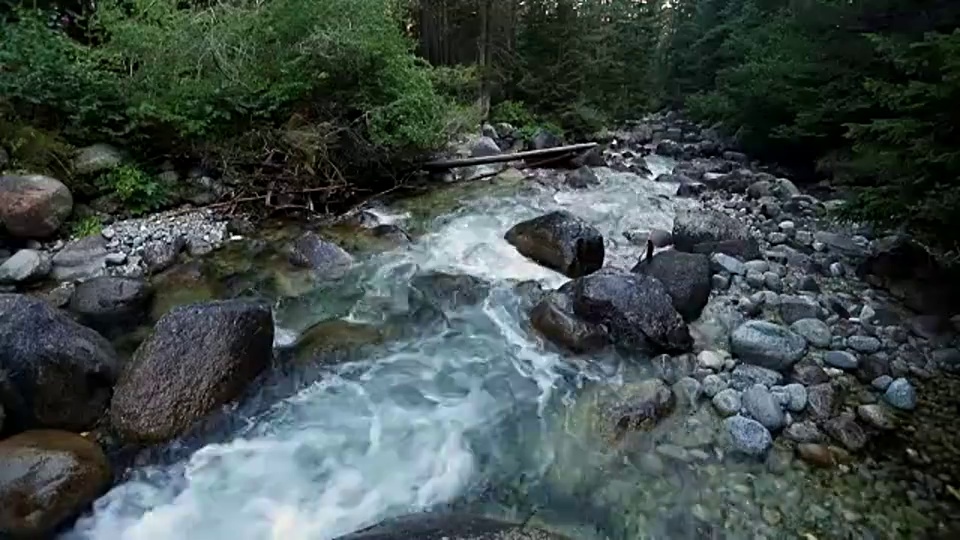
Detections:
66,158,701,540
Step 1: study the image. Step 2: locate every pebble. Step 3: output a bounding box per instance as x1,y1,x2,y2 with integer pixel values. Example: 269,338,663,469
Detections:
795,230,813,246
763,271,782,292
768,232,788,244
724,415,773,457
710,252,746,275
711,274,730,290
697,350,724,370
824,350,859,370
829,262,844,277
744,260,769,273
857,404,896,430
778,220,795,232
848,335,882,353
871,375,893,391
784,420,824,443
743,384,785,431
746,270,765,288
702,374,726,398
883,377,917,410
105,252,127,265
712,388,742,416
791,318,832,348
798,443,836,468
782,383,808,412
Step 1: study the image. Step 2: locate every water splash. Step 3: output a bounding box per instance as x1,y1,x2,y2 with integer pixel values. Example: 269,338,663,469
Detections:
67,158,687,540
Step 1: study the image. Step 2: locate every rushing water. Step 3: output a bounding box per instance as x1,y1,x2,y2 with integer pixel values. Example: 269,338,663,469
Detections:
66,157,692,540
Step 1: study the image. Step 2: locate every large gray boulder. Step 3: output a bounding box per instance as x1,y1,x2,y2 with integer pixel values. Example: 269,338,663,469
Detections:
632,249,711,322
730,320,807,371
672,208,759,260
67,276,153,336
109,299,274,443
72,143,124,175
0,174,73,238
338,514,571,540
0,249,51,284
0,294,118,432
0,430,111,538
570,268,692,353
530,290,609,353
505,210,604,278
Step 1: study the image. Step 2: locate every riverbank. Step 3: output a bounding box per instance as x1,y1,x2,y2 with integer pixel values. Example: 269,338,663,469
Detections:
1,113,959,539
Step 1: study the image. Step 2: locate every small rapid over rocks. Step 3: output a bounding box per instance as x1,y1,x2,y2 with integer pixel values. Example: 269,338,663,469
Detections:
24,116,959,540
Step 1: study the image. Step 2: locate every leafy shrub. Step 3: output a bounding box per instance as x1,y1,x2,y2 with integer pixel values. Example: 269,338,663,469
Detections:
69,215,103,238
96,165,169,216
491,100,537,129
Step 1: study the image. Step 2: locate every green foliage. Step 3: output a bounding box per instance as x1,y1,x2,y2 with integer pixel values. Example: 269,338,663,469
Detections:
490,100,536,130
69,215,103,238
96,165,169,216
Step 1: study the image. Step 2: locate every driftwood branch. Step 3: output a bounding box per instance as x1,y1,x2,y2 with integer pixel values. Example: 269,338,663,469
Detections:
422,142,598,170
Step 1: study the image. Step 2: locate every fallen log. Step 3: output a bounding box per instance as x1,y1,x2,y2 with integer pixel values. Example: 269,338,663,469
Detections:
422,142,598,170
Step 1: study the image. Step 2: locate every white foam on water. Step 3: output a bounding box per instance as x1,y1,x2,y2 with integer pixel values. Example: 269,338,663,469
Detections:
67,157,689,540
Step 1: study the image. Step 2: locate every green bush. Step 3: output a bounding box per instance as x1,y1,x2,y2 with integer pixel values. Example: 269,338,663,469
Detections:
96,165,169,216
69,215,103,238
491,100,537,129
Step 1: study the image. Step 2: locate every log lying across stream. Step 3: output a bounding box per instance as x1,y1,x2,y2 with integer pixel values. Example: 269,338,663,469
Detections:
422,142,598,170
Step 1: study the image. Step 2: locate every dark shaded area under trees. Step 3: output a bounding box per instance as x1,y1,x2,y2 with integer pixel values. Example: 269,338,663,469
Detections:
1,0,959,250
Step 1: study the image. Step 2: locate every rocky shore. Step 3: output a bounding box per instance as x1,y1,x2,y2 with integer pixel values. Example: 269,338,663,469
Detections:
1,113,959,538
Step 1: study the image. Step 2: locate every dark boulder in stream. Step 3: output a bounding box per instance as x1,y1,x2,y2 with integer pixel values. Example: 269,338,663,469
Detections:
505,210,604,278
530,289,610,353
288,231,354,275
672,208,759,260
337,513,571,540
0,294,118,432
570,268,693,353
109,299,274,443
632,249,712,322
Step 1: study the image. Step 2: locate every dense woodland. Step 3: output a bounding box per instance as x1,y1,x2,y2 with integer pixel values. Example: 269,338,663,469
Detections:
1,0,959,248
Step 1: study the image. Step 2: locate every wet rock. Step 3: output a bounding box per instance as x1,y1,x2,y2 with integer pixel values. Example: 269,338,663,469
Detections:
0,430,111,538
702,374,726,397
848,335,882,354
571,268,692,353
857,404,896,430
824,350,859,370
142,237,186,274
806,383,838,421
565,166,600,189
743,384,785,431
883,377,917,411
724,415,772,457
72,143,123,175
67,276,153,336
0,249,50,284
697,350,724,370
712,388,742,417
505,210,604,278
730,320,807,371
655,140,684,158
338,513,571,540
0,174,73,238
409,271,490,311
0,294,117,432
731,364,783,389
710,252,746,275
690,297,744,350
632,249,711,322
110,299,274,443
823,412,867,452
623,228,672,248
288,232,354,275
288,320,384,365
871,375,893,391
784,420,824,443
673,377,703,407
672,208,759,259
779,295,821,325
596,379,676,438
783,383,808,412
790,318,832,348
797,443,838,468
469,136,501,158
652,353,695,384
51,235,108,281
530,290,609,353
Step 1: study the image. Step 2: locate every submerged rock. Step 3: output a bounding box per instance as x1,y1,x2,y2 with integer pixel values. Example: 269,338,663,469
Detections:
0,174,73,238
289,320,385,365
110,299,274,443
530,290,609,353
505,210,604,278
338,513,571,540
0,430,111,538
632,249,712,322
730,320,807,371
565,166,600,188
571,268,692,353
723,415,772,457
586,378,677,441
409,271,491,312
0,294,118,432
288,232,354,275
